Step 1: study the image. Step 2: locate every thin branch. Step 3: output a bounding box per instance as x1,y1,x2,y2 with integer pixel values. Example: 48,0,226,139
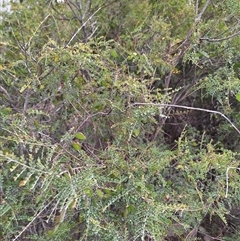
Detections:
84,0,92,20
0,155,52,174
86,24,99,41
65,5,102,47
23,88,31,114
27,14,51,47
171,0,212,65
195,0,211,24
0,85,13,102
195,0,199,16
12,199,55,241
65,0,118,46
200,30,240,42
76,109,112,132
129,102,240,136
66,0,88,41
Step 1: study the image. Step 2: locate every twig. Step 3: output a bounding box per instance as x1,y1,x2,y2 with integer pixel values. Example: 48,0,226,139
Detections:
0,85,13,102
1,155,52,174
76,109,112,132
195,0,211,24
171,0,212,66
12,199,54,241
65,6,102,47
23,88,31,114
200,30,240,42
66,0,88,41
130,102,240,136
27,14,51,47
65,0,118,46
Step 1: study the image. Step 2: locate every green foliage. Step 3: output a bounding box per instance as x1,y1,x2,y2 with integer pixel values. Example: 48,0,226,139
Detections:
1,0,240,240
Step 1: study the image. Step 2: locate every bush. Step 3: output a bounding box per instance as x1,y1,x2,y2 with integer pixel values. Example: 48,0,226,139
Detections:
1,1,240,240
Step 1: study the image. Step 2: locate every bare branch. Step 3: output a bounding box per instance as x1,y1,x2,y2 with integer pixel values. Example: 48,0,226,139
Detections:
130,102,240,136
65,5,102,47
200,30,240,42
12,199,55,241
195,0,212,24
65,0,118,46
66,0,88,41
0,85,12,102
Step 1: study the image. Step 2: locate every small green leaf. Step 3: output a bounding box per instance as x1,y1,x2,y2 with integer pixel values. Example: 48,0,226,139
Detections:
134,128,140,137
72,142,81,150
74,132,86,140
96,189,104,199
84,188,93,197
36,195,43,204
127,204,136,213
110,49,118,58
236,93,240,102
63,172,71,181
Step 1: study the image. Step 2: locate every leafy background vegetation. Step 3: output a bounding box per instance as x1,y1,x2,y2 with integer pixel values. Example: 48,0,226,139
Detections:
0,0,240,240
